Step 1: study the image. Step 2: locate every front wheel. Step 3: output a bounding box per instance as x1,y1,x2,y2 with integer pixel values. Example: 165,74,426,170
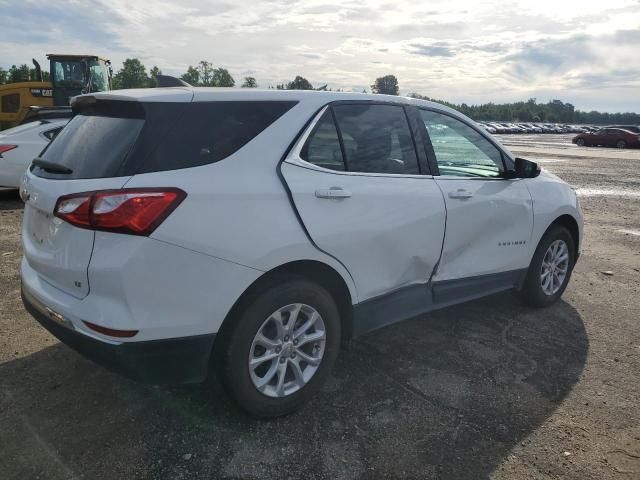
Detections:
576,138,585,147
218,277,341,418
518,225,576,308
617,140,627,149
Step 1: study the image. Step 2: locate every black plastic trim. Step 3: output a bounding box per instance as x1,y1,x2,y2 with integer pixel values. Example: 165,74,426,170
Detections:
352,269,527,337
22,286,215,384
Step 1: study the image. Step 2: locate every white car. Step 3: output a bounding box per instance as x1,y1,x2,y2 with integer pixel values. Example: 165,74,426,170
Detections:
0,119,67,189
20,89,582,417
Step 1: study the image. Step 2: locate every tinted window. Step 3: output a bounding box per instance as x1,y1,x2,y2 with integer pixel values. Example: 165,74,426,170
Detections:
300,109,345,171
33,100,296,179
139,101,296,174
332,104,419,174
35,102,144,179
1,93,20,113
420,109,504,178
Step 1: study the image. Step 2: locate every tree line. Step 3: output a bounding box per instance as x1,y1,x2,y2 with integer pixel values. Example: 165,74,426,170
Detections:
408,94,640,125
2,58,638,125
0,64,50,83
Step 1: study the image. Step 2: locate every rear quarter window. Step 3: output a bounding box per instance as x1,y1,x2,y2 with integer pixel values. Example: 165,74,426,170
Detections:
134,101,297,174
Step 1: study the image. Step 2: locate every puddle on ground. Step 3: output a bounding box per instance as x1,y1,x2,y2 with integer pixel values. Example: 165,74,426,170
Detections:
575,188,640,198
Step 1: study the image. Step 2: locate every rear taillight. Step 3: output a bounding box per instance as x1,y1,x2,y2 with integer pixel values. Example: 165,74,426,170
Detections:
0,145,17,157
54,188,186,236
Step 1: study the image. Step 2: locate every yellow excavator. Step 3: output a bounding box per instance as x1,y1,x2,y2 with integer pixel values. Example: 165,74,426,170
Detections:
0,54,112,129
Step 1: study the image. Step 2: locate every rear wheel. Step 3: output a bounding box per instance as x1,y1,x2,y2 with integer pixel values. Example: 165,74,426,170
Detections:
518,225,576,308
617,140,627,149
218,277,341,418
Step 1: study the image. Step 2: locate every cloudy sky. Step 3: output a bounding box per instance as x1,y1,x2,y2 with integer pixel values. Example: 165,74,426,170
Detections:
1,0,639,112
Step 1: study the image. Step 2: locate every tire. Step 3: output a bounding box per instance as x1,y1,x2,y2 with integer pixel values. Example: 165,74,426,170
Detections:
218,277,341,418
576,138,585,147
518,225,576,308
616,140,627,149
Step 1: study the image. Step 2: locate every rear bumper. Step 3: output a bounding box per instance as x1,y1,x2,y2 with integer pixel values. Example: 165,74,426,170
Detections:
22,285,215,384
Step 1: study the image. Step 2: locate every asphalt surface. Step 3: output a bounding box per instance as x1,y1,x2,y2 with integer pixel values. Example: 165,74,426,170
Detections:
1,135,639,479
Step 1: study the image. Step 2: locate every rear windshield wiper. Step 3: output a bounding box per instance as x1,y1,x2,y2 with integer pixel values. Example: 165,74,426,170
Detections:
32,158,73,175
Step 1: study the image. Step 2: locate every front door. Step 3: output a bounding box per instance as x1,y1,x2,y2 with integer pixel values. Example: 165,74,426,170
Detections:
282,103,446,302
418,108,534,282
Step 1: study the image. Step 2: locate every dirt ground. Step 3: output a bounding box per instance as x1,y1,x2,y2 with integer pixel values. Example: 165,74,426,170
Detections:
1,135,639,479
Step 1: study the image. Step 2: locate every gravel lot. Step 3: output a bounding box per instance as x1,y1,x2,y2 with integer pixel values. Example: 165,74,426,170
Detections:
1,135,639,479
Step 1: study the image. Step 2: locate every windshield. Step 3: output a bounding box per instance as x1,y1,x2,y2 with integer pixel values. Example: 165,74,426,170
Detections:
52,59,109,92
52,60,87,88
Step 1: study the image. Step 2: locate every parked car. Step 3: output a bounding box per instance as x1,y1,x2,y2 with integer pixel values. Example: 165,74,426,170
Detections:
0,119,67,189
608,125,640,134
477,122,496,134
572,127,640,148
20,89,583,417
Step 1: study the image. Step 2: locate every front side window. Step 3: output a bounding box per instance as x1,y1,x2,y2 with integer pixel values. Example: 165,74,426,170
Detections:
88,61,109,92
420,109,504,178
333,104,419,175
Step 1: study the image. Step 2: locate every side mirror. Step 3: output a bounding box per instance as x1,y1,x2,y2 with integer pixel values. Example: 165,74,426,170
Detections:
507,157,540,179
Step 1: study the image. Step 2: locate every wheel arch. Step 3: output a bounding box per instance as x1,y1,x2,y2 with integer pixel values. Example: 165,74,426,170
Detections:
547,214,581,257
214,260,355,356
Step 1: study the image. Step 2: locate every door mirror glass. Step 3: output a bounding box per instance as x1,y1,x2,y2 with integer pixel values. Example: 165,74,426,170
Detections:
513,157,540,178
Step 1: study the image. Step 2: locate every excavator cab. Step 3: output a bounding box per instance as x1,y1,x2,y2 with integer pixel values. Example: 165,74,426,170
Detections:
0,54,112,129
48,54,112,106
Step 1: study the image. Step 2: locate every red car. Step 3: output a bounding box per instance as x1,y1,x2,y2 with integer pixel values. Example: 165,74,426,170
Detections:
572,128,640,148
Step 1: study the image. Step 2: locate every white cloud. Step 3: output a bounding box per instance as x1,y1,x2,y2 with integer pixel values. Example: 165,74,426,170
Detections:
1,0,639,111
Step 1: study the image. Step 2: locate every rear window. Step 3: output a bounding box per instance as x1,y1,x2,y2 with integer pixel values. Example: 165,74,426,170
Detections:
33,100,296,180
34,101,145,179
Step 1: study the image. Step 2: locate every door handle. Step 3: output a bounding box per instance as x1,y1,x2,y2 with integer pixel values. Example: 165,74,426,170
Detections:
315,187,352,199
448,189,473,199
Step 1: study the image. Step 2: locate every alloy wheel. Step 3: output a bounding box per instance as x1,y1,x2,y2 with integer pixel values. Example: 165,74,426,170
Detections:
540,239,569,295
248,303,326,398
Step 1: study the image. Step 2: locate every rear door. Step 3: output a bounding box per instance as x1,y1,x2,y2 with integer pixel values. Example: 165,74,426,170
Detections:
21,102,145,298
281,102,446,301
418,108,534,282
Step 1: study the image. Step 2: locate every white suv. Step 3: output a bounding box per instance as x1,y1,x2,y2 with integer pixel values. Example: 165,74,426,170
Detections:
20,88,582,417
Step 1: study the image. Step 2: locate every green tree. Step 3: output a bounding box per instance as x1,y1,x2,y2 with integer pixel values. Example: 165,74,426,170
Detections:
0,67,7,84
181,66,200,86
112,58,149,89
286,75,313,90
211,68,235,87
242,76,257,88
8,64,31,83
198,61,214,85
371,75,399,95
148,66,162,87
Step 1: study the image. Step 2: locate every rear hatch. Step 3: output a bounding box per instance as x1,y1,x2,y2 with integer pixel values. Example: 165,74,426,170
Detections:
22,98,151,298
